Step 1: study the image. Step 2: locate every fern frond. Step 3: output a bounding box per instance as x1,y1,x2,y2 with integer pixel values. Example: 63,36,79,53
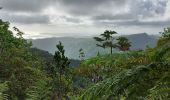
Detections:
81,62,170,100
148,72,170,100
0,82,8,100
153,42,170,61
26,78,52,100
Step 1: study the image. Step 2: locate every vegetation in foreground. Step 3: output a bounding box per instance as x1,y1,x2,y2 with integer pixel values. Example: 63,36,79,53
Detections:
0,19,170,100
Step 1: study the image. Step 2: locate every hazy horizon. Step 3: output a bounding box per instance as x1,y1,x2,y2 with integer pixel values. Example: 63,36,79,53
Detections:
26,32,160,40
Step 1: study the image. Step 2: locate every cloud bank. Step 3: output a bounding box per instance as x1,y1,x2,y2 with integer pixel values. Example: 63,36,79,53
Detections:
0,0,170,38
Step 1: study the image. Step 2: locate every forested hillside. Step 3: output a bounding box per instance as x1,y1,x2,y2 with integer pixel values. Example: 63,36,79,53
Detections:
29,48,80,67
0,19,170,100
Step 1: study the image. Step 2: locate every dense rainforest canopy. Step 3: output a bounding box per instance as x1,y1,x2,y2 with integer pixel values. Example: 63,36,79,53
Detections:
0,19,170,100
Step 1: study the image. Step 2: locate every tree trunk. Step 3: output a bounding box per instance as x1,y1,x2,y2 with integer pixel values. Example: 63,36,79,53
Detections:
17,94,25,100
51,92,62,100
59,69,62,94
111,47,113,54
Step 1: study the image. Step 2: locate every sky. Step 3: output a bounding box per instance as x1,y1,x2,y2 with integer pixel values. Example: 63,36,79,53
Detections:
0,0,170,39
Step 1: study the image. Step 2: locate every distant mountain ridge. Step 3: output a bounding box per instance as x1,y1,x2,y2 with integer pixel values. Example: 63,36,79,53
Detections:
125,33,158,50
30,33,158,59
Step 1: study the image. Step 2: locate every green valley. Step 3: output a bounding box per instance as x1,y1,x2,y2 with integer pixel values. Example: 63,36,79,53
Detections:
0,19,170,100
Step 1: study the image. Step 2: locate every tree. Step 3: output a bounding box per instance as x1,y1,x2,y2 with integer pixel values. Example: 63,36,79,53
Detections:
80,27,170,99
54,41,70,75
157,27,170,47
79,48,85,61
0,19,47,100
116,37,131,51
94,30,117,54
81,62,170,100
53,41,70,99
160,27,170,38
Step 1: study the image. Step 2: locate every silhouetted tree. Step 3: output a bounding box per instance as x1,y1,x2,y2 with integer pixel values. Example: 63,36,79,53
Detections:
94,30,117,54
116,37,131,51
97,51,100,56
79,48,85,61
53,41,70,99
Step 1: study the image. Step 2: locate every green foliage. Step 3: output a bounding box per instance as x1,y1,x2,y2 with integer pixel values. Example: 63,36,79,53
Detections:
153,42,170,62
0,19,53,99
52,41,71,99
160,27,170,38
157,38,170,47
26,77,52,100
94,30,132,54
1,19,170,100
79,48,85,61
54,41,70,74
94,30,117,54
148,72,170,100
81,62,170,100
116,37,131,51
0,82,8,100
78,28,170,100
75,51,150,80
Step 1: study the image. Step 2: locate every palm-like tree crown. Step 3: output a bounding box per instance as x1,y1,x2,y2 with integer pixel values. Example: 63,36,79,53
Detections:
116,37,131,51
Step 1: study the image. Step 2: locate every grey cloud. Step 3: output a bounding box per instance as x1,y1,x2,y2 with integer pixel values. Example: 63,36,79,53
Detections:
0,0,170,31
95,20,170,27
60,0,124,6
59,0,126,16
59,0,169,28
1,13,50,24
130,0,168,18
63,16,81,23
126,20,170,26
91,0,169,28
92,13,135,21
92,0,168,21
0,0,55,12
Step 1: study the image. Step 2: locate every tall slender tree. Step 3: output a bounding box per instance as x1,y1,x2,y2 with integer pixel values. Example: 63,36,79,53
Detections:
53,41,70,99
94,30,117,54
79,48,85,61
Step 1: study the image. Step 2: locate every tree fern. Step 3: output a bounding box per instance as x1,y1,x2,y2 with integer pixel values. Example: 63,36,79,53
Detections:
153,42,170,61
81,62,170,100
0,82,8,100
26,78,52,100
147,72,170,100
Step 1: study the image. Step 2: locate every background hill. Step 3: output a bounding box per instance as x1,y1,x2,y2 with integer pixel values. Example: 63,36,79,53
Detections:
30,33,158,59
126,33,158,50
29,48,80,67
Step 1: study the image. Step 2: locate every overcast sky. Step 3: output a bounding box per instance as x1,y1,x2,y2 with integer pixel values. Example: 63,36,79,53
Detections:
0,0,170,39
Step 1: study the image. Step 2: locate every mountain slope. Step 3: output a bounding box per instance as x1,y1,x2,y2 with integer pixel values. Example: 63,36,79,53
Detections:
30,33,158,59
126,33,158,50
29,48,80,67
